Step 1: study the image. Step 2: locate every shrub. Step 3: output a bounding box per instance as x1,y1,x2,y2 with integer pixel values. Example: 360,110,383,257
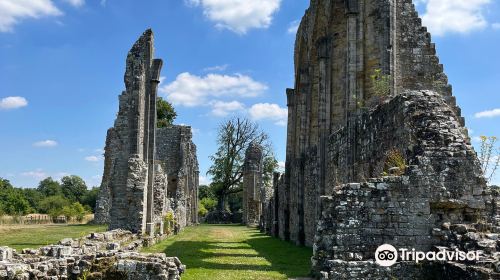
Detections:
204,210,233,224
371,69,391,97
383,149,406,176
198,204,208,217
163,211,176,235
71,202,87,222
479,136,500,184
39,195,70,218
61,205,77,221
200,197,217,212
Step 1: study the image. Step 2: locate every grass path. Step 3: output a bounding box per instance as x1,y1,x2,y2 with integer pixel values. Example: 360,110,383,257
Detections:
144,224,313,280
0,224,107,250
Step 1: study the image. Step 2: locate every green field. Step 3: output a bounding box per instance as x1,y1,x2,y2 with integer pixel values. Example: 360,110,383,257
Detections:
0,224,107,250
144,224,313,280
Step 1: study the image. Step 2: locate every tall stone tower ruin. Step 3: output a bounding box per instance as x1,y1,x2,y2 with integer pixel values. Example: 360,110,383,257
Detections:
95,30,199,235
242,142,264,226
283,0,473,247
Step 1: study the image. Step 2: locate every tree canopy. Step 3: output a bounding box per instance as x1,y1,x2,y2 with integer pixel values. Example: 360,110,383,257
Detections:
208,117,277,210
0,175,99,218
61,175,88,203
37,177,63,197
157,97,177,128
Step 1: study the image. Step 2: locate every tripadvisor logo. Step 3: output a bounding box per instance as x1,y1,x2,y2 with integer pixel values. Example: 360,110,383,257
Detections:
375,244,398,267
375,244,479,267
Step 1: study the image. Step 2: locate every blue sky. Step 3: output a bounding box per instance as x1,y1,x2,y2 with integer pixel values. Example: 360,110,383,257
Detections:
0,0,499,188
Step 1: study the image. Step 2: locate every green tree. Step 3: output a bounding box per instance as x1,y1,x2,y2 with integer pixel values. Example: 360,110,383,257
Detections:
0,178,13,190
263,156,279,188
0,178,30,215
71,202,87,221
22,188,43,213
0,201,5,216
39,195,70,217
198,185,215,200
61,175,88,203
0,189,30,215
60,202,87,222
81,187,100,211
61,205,77,220
198,204,208,217
208,117,272,210
157,97,177,128
37,177,63,197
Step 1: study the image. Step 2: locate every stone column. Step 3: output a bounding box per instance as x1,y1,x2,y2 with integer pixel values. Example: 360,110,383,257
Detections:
145,59,163,236
242,142,264,226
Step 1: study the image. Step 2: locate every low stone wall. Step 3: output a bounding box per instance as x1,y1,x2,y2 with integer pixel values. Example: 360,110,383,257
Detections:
312,176,436,272
312,177,500,279
0,230,184,280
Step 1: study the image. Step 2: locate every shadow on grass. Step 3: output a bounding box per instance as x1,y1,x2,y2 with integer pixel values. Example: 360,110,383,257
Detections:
159,226,312,278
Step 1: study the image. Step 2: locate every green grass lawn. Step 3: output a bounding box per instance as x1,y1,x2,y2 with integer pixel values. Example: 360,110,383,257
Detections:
144,224,313,280
0,224,107,251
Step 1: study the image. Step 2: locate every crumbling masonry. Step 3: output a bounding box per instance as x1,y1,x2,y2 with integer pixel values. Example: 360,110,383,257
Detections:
259,0,500,279
242,142,264,226
94,29,199,236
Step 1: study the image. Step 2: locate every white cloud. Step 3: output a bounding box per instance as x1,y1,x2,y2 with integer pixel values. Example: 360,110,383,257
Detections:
249,103,287,126
277,161,285,171
210,100,245,117
33,140,58,147
85,155,102,162
472,136,482,143
63,0,84,8
161,72,267,107
100,0,107,7
287,19,300,34
20,169,71,181
185,0,281,34
0,0,62,32
418,0,491,36
204,64,229,72
21,169,47,179
474,108,500,118
492,23,500,30
0,96,28,110
199,175,211,185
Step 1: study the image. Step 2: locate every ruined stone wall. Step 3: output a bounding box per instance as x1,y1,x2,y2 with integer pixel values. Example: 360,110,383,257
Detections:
284,0,403,246
312,90,491,276
328,90,485,208
242,143,264,226
0,230,185,280
313,177,435,273
156,125,200,228
260,175,275,234
93,29,163,234
95,30,199,235
258,0,498,278
279,0,476,247
267,89,497,279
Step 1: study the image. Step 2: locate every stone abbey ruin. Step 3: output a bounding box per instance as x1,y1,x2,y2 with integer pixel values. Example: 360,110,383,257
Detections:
94,29,200,235
254,0,500,279
1,0,500,279
0,30,194,279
